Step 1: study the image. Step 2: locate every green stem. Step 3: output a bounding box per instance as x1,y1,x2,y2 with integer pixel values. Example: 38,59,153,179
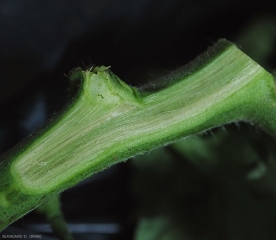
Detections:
36,195,74,240
0,39,275,231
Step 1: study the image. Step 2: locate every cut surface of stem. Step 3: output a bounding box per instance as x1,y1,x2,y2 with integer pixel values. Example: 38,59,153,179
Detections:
0,39,275,230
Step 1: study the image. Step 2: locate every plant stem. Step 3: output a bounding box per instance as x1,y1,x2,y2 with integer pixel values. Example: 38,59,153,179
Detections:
36,195,74,240
0,39,275,231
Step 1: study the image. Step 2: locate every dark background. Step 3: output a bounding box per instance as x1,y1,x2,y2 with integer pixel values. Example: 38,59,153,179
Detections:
0,0,276,239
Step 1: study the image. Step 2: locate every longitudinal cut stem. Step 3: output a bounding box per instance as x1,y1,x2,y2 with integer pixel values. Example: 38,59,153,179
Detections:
0,39,275,230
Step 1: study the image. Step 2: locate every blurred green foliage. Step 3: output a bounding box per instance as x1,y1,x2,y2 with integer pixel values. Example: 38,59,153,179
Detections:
132,125,276,240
